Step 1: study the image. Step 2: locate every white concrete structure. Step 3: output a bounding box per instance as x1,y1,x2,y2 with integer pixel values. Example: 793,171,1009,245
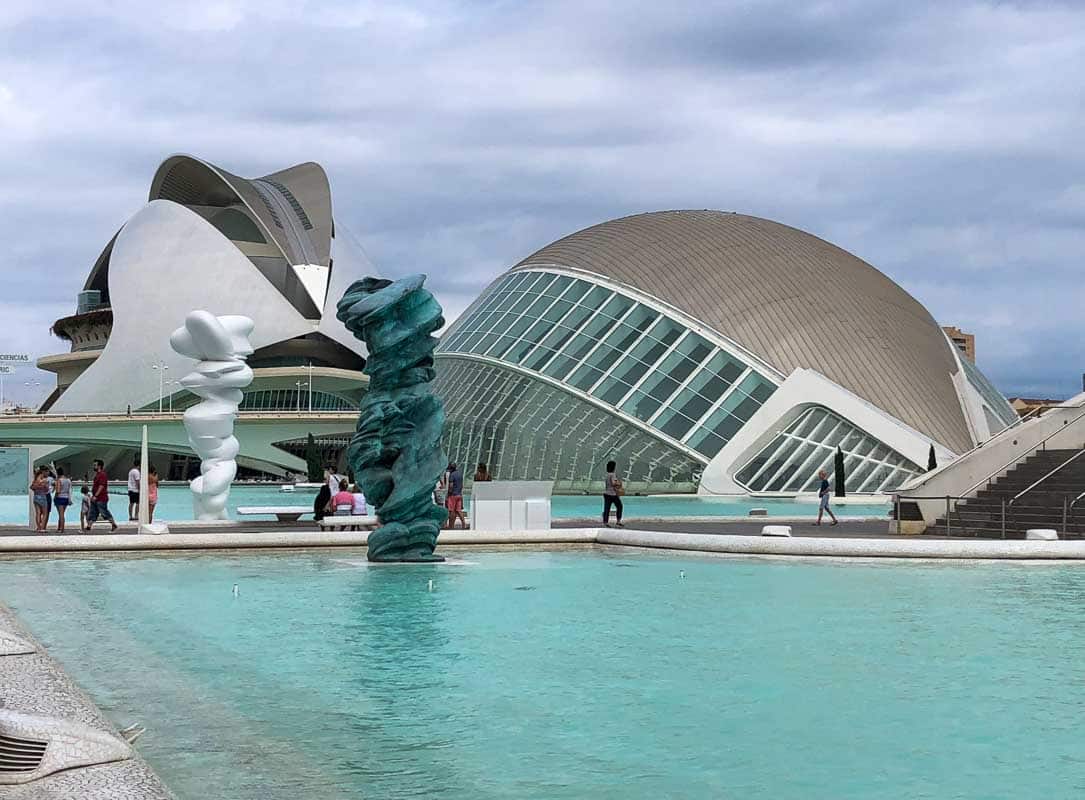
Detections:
470,481,553,531
33,155,376,478
1026,529,1059,540
171,311,255,520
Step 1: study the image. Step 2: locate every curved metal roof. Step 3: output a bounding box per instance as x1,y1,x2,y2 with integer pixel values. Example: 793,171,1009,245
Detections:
511,210,974,452
149,154,332,267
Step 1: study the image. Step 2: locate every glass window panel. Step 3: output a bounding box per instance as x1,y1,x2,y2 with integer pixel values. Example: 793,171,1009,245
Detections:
598,294,634,320
523,294,555,319
676,334,713,364
730,396,760,423
594,375,635,406
735,452,769,485
504,272,532,291
657,349,700,386
508,292,536,315
795,409,825,438
655,407,697,440
610,356,651,388
543,275,573,297
690,431,726,458
766,442,817,492
524,273,555,294
621,390,664,422
645,317,683,348
869,444,891,462
626,331,674,369
578,285,611,309
542,354,580,381
542,299,574,324
584,344,624,372
521,344,561,373
561,280,590,303
601,322,646,354
863,464,895,492
474,332,501,353
568,364,605,392
672,387,713,422
504,338,539,364
640,372,680,403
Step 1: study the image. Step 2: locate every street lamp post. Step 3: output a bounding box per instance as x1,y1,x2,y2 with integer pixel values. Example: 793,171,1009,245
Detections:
295,380,309,412
165,380,180,413
151,361,169,413
24,380,41,410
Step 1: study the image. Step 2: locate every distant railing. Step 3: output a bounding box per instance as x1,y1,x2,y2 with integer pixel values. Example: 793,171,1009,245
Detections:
0,410,357,423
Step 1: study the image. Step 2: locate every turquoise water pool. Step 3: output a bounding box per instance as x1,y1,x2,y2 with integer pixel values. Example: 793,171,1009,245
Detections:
1,550,1083,799
0,485,887,525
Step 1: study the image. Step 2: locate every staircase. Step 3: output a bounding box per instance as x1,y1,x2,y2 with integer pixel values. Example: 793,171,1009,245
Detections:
928,448,1085,538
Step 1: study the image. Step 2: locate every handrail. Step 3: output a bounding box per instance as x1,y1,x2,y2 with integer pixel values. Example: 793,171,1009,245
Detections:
1008,448,1085,506
958,403,1085,498
938,401,1060,466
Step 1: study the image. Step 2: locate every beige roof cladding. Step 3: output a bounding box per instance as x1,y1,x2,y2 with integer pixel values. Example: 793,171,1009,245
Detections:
512,210,973,453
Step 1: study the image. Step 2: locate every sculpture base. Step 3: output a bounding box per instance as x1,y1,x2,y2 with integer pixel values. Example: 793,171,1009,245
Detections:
367,550,446,563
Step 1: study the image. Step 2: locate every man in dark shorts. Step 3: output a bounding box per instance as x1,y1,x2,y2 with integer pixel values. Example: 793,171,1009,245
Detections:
445,462,467,530
90,459,119,532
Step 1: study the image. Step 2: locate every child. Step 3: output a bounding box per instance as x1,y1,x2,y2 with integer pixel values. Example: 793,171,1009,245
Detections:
80,485,92,532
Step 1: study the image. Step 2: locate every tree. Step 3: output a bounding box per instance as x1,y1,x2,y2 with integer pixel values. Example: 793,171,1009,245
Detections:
304,433,322,483
927,444,938,472
833,447,846,497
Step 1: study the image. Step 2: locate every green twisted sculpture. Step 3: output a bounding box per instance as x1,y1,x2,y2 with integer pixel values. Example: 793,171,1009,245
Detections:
336,274,449,562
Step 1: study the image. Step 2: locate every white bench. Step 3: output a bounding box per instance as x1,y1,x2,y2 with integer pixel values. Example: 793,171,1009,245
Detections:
237,506,311,522
317,515,379,531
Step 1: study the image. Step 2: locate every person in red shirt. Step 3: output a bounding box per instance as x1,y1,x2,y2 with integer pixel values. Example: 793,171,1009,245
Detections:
331,479,355,515
88,459,118,532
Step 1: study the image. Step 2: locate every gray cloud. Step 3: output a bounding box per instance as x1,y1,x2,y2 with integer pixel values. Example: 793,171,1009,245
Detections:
0,0,1083,406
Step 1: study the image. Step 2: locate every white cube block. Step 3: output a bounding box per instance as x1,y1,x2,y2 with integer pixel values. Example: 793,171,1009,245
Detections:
761,525,792,537
1025,529,1058,541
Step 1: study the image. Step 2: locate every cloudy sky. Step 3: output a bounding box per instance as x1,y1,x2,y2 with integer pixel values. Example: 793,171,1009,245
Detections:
1,0,1082,406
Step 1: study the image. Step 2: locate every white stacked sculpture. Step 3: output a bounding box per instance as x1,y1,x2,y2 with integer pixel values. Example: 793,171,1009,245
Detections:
169,311,254,520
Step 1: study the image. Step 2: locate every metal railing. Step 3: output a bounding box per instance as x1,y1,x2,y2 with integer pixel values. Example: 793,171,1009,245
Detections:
957,402,1085,499
1009,448,1085,508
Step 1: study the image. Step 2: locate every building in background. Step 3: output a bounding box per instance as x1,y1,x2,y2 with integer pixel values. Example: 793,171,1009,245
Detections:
942,326,975,363
27,154,372,477
434,211,1018,494
1007,397,1064,417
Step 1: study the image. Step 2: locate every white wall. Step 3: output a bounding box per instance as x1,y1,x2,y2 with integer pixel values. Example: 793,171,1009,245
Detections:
699,368,956,495
52,201,315,414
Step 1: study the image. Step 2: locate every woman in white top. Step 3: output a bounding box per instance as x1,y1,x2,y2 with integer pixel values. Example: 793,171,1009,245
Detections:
54,467,73,533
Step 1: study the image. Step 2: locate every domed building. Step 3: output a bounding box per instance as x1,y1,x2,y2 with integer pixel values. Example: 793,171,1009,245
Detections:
434,210,1016,494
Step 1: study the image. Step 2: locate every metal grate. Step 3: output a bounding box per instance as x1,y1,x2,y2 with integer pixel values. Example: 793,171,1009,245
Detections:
0,734,47,774
261,179,314,230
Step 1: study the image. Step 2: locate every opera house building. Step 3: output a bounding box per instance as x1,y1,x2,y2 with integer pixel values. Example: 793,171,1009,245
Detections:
35,154,373,476
434,211,1017,494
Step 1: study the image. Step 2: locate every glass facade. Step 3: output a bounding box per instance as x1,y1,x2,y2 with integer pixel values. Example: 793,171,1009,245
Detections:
960,357,1017,431
434,358,703,493
239,389,356,412
438,270,778,459
734,406,922,494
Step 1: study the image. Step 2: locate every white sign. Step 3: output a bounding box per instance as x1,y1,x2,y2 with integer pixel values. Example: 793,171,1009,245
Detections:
0,366,11,374
0,354,29,364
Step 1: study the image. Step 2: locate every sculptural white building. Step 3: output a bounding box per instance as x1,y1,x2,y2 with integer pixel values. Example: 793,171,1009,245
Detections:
35,155,375,477
171,311,255,520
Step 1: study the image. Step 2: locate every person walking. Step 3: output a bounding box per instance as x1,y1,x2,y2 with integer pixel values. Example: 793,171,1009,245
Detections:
473,462,492,482
602,460,624,528
127,457,141,521
79,485,92,532
445,462,466,529
815,469,838,526
30,468,49,533
53,467,72,533
89,459,118,532
147,464,160,523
